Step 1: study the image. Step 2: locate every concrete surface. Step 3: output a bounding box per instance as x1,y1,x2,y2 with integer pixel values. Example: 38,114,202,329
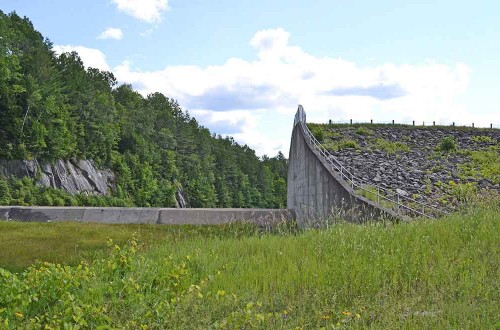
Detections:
0,207,10,221
0,206,295,226
157,208,294,227
82,207,159,224
287,108,398,226
8,206,85,222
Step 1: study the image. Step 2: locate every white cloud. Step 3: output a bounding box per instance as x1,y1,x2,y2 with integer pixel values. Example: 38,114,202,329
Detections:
97,27,123,40
111,0,169,23
58,28,481,156
111,29,473,155
53,45,110,71
250,28,291,60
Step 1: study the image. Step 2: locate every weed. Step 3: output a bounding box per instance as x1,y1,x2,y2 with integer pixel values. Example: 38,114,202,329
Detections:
430,164,445,173
323,139,359,151
355,127,373,136
325,131,342,139
424,177,432,194
307,124,325,142
0,204,499,328
355,184,394,209
447,181,478,203
470,135,496,144
372,138,410,154
458,149,500,184
342,140,359,149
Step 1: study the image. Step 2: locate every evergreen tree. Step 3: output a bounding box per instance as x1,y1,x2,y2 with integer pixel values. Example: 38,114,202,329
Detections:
0,10,288,208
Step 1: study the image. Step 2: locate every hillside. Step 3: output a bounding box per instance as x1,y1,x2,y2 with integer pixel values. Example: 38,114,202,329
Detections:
0,11,287,208
308,123,500,212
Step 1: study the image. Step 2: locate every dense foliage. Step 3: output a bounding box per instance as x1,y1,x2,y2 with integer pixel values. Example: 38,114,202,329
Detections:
0,11,287,208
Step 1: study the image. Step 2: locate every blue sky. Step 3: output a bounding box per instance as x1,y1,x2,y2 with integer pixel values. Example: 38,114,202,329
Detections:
2,0,500,155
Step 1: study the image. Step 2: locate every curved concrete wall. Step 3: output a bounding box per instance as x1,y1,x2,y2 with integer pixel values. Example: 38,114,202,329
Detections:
287,107,397,226
0,206,295,227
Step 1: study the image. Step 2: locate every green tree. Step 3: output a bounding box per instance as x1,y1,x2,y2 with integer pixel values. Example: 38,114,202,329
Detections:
0,10,289,209
0,177,11,204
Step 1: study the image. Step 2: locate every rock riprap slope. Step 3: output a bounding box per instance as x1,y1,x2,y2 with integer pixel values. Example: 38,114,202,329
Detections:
308,124,500,212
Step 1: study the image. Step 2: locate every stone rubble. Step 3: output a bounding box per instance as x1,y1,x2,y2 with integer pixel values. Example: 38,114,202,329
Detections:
322,125,500,212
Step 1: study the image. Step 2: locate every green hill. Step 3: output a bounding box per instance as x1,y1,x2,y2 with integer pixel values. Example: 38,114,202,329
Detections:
0,11,287,208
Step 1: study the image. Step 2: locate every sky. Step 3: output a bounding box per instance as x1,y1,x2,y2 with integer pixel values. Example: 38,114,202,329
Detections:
2,0,500,156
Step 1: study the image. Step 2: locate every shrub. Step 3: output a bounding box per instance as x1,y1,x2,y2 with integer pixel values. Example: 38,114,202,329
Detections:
439,136,458,152
448,181,477,203
372,138,410,154
325,131,341,138
0,177,11,205
341,140,359,149
458,149,500,184
309,126,325,142
355,127,373,136
470,135,496,144
52,197,65,206
38,194,54,206
323,139,359,151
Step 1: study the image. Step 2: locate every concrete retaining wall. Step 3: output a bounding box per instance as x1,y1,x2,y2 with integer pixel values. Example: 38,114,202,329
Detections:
0,206,295,226
287,112,398,226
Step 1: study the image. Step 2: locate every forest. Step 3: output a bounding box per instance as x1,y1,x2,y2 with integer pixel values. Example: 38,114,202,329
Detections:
0,11,287,208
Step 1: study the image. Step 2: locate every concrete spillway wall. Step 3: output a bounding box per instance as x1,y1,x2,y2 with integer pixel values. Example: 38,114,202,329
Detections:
0,206,295,227
287,106,398,226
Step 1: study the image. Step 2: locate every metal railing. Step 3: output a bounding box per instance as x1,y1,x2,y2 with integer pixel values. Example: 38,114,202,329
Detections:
295,105,450,219
327,119,500,129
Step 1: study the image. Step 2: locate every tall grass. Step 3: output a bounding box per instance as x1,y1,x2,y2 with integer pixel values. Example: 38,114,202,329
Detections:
1,202,499,328
0,221,260,273
371,138,410,154
355,184,395,209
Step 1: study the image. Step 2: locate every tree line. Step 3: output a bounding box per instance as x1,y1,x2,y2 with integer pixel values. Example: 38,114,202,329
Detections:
0,11,287,208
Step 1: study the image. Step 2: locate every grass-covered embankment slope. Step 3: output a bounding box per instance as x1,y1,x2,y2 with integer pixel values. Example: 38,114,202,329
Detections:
1,203,499,329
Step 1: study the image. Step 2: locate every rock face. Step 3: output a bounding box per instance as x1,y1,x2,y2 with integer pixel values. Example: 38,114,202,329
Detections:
175,188,187,208
0,159,115,195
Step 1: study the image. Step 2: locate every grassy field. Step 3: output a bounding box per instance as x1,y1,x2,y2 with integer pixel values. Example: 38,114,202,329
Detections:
0,203,499,329
0,221,260,273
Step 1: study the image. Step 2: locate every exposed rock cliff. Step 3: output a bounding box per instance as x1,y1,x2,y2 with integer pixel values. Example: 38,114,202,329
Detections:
175,188,187,208
0,159,189,207
0,159,115,195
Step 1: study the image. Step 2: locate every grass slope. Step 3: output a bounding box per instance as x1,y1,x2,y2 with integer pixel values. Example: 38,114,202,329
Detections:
1,204,499,329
